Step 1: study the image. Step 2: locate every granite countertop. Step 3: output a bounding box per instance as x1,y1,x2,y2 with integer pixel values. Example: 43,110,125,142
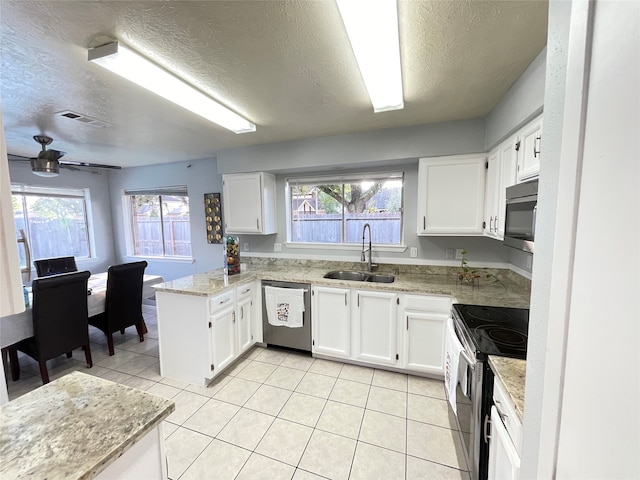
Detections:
488,356,526,421
153,266,530,308
0,371,175,480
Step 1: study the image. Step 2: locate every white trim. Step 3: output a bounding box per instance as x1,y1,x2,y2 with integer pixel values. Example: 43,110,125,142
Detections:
285,242,407,253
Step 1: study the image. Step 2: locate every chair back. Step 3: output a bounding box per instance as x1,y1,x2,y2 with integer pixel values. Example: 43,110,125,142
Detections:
104,261,148,332
34,256,78,277
31,270,91,360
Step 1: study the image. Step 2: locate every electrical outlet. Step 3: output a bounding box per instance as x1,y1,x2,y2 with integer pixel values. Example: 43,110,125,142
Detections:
526,255,533,269
273,243,282,252
243,242,249,252
446,248,455,260
410,247,418,258
455,249,464,260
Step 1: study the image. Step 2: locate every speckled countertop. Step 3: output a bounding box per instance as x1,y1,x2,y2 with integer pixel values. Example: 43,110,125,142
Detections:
488,356,526,421
153,266,530,308
0,371,175,480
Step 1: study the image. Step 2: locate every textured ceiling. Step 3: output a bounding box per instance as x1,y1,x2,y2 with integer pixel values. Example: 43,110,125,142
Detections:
0,0,548,168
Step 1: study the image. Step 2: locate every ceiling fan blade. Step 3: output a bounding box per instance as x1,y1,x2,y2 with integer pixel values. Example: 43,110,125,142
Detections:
8,153,121,170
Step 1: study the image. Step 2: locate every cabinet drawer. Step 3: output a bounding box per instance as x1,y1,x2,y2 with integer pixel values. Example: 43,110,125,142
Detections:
209,289,235,313
403,294,452,313
493,374,523,454
236,282,254,299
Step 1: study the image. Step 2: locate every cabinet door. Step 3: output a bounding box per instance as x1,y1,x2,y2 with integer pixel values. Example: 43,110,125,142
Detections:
223,173,263,233
403,310,448,374
312,286,351,358
488,406,521,480
237,290,254,354
210,304,237,373
484,150,501,240
417,154,487,235
352,290,398,366
516,116,543,182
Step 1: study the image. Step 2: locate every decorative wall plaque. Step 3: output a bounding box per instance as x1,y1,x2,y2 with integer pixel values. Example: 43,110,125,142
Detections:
204,193,223,244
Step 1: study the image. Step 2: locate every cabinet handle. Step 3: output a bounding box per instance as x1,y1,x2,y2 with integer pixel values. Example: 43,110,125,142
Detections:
344,293,347,306
240,306,244,320
534,134,541,158
489,216,494,232
218,297,231,305
494,400,508,420
256,218,260,230
483,414,492,444
241,288,251,294
406,315,408,331
357,294,360,307
494,215,498,232
232,311,236,324
423,216,426,230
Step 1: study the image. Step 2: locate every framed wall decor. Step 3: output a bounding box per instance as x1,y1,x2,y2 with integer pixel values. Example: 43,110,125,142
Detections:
204,193,223,244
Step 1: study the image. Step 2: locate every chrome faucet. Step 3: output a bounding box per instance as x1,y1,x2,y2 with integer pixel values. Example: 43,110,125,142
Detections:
361,223,374,272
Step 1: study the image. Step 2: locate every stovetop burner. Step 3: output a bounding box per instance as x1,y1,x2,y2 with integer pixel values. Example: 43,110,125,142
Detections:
453,304,529,359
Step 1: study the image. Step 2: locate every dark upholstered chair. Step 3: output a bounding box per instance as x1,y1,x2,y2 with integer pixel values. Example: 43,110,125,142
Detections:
89,261,148,356
8,270,92,384
34,256,78,277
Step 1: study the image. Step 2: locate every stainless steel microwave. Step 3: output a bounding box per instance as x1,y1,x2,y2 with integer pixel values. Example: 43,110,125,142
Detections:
503,179,538,253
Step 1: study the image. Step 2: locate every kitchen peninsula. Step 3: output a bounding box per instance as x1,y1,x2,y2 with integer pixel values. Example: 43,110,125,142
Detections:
0,372,175,479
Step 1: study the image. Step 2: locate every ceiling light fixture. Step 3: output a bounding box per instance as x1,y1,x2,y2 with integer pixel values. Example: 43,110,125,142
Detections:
336,0,404,113
31,135,64,177
88,42,256,134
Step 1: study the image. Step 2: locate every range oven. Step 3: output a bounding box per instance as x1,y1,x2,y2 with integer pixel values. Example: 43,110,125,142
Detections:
449,304,529,480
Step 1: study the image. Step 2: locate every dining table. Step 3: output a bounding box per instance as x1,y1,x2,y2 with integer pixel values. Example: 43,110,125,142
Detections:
0,273,164,349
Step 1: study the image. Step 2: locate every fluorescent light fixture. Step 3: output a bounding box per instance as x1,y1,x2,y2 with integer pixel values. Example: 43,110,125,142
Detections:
336,0,404,113
88,42,256,134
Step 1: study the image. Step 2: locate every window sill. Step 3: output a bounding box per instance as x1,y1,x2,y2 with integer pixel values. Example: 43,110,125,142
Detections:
285,242,407,253
124,255,195,264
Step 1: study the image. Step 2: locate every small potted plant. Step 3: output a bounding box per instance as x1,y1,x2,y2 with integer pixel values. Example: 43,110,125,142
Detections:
457,250,505,289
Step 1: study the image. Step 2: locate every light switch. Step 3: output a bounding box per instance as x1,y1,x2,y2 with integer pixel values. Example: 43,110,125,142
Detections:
274,243,282,252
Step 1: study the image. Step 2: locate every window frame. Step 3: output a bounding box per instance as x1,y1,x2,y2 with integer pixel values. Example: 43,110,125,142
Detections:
123,186,193,260
285,171,406,250
11,184,95,264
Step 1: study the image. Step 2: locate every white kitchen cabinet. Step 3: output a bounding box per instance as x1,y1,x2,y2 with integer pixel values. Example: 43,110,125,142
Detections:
222,172,277,234
209,289,237,373
352,289,398,366
236,282,255,354
401,294,452,375
484,138,518,240
417,154,487,235
156,280,258,386
488,372,523,480
516,115,543,183
311,285,351,359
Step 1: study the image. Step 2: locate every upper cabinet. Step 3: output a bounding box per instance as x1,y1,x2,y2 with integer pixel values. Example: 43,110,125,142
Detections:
484,139,518,240
417,154,487,236
222,172,277,234
516,114,543,182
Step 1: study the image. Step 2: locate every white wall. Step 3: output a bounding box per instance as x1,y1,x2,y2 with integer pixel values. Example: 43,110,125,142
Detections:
8,161,117,279
107,157,223,281
522,1,640,478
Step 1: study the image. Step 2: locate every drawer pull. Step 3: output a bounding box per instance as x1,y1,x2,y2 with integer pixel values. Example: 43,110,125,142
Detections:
241,288,251,294
218,297,232,305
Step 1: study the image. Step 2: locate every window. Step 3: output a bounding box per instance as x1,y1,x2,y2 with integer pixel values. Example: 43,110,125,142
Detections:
11,185,92,268
125,186,192,258
286,172,404,245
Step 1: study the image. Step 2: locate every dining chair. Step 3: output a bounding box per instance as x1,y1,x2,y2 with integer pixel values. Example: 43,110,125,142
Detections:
34,256,78,277
89,261,148,356
8,270,92,384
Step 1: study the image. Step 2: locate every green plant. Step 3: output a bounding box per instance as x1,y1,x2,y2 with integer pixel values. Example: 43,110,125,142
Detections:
458,250,506,288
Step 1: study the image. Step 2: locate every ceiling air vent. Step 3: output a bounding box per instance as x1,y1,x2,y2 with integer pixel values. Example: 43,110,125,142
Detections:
56,110,112,128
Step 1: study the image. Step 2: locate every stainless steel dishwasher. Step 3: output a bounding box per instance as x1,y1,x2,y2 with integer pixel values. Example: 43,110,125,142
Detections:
261,280,312,352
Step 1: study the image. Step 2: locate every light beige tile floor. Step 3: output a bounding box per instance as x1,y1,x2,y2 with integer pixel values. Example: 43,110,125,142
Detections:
6,304,470,480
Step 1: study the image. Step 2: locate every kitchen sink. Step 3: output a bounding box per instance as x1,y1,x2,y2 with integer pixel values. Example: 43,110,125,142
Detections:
323,271,395,283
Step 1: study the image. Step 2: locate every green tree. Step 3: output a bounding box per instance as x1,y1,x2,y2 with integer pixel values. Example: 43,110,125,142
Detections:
317,182,383,213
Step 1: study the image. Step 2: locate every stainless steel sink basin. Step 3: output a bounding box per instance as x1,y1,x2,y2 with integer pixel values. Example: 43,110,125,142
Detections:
323,271,395,283
323,271,370,281
366,274,395,283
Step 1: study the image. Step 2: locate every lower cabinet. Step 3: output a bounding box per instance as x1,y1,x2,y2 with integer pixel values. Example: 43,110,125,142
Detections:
311,285,451,376
311,285,351,358
157,280,257,386
401,294,452,375
352,289,398,366
488,372,522,480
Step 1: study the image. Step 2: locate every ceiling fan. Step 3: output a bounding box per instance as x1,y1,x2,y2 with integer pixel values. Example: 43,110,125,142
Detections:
8,135,121,177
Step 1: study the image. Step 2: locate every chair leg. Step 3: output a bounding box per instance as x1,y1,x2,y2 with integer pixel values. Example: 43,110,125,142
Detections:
38,360,50,384
83,344,93,368
8,349,20,381
135,322,145,343
107,334,115,356
141,318,148,334
66,352,72,358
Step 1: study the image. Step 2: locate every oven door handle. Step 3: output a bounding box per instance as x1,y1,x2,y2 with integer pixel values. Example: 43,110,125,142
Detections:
483,413,492,444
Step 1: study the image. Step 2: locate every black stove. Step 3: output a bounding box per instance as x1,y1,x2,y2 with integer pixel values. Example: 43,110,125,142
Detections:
452,304,529,360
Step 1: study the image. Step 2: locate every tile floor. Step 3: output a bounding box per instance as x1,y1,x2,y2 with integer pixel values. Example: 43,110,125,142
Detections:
6,304,470,480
